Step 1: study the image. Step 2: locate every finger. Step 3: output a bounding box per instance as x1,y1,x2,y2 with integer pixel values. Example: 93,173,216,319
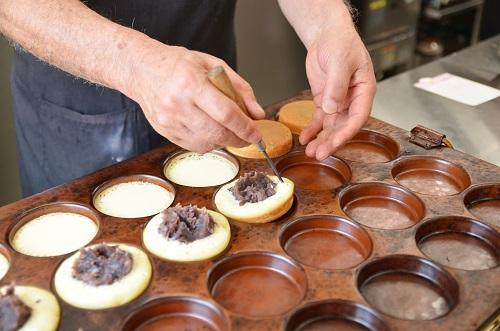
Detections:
299,107,325,145
196,52,266,120
305,129,330,158
315,124,353,160
315,80,375,159
154,122,217,154
180,103,250,148
180,138,217,154
197,81,262,144
321,61,354,114
223,65,266,120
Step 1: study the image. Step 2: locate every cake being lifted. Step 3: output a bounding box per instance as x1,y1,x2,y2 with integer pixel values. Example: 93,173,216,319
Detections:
226,120,292,159
215,171,294,223
143,204,231,262
278,100,314,135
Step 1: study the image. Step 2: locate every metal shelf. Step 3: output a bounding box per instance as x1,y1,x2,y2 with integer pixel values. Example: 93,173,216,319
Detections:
424,0,484,19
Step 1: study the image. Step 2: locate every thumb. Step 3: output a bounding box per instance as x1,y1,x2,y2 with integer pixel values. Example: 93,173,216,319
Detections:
321,63,353,114
224,66,266,120
236,81,266,120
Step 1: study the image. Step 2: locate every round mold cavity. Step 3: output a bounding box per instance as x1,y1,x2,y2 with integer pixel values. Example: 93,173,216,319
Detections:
207,251,307,318
464,183,500,227
391,156,471,196
276,151,351,191
9,202,100,257
284,299,390,331
416,216,500,270
279,215,372,269
0,244,11,280
335,130,400,163
92,174,176,218
163,149,239,188
339,182,426,230
122,296,228,331
357,255,459,321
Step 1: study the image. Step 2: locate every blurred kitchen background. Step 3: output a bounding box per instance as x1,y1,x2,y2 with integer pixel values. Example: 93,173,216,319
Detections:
0,0,498,205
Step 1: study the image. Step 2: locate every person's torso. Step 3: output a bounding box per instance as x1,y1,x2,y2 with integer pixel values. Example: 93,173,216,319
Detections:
10,1,238,196
12,0,237,113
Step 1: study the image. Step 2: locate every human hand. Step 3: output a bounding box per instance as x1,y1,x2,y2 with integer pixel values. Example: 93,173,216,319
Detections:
299,21,376,160
128,43,265,153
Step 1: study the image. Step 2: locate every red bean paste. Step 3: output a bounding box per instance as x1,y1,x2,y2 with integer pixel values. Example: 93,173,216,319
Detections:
0,286,31,331
72,244,133,286
230,171,277,205
158,204,214,243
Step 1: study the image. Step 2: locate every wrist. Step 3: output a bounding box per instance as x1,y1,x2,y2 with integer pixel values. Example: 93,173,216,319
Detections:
301,1,355,50
110,27,174,101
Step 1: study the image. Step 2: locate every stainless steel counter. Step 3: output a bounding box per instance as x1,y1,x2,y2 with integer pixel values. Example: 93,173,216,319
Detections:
373,35,500,166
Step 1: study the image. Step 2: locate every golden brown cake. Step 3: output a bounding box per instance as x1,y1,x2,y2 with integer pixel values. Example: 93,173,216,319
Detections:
226,120,292,159
278,100,315,135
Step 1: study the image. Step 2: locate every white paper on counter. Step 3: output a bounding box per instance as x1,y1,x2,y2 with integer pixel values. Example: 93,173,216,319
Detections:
414,73,500,106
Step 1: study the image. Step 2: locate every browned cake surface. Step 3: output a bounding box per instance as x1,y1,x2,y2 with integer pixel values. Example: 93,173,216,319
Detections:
278,99,315,135
226,119,292,159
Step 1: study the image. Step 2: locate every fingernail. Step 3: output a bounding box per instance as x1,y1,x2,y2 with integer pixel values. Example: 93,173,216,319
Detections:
299,134,308,145
322,99,338,114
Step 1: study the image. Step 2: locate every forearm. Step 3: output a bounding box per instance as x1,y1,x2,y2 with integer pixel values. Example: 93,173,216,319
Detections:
0,0,158,97
277,0,354,49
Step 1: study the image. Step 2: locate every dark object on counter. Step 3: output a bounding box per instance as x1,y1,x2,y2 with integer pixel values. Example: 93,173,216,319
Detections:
415,37,445,66
72,245,133,286
409,125,453,149
158,204,214,243
0,286,31,331
230,171,277,206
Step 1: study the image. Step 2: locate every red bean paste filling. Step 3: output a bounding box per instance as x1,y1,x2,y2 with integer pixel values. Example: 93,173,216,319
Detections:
158,204,214,243
72,244,133,286
0,286,31,331
230,171,277,205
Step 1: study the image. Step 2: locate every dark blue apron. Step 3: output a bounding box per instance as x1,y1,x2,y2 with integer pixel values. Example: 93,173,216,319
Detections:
11,0,237,197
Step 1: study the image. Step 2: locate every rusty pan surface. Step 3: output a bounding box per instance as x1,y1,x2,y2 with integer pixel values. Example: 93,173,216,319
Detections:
0,90,499,330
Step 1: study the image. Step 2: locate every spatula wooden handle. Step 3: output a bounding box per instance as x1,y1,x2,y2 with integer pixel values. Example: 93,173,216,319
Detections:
207,66,283,182
207,66,250,117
